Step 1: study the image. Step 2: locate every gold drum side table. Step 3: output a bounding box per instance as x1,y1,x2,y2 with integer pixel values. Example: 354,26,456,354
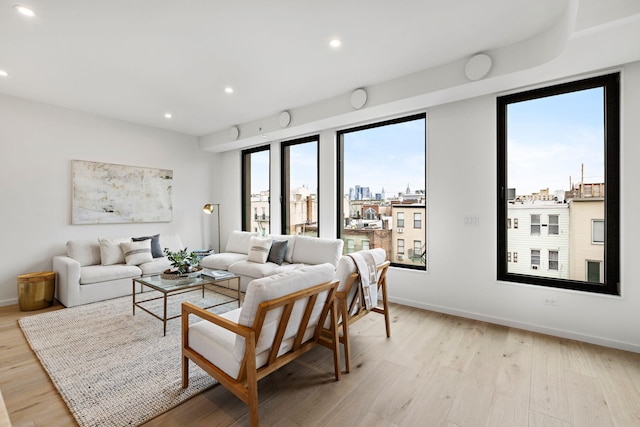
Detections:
18,271,56,311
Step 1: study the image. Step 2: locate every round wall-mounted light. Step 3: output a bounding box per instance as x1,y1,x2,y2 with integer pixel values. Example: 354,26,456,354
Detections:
464,53,493,81
0,70,9,77
230,126,240,140
329,39,342,48
224,87,234,94
278,111,291,128
350,88,367,109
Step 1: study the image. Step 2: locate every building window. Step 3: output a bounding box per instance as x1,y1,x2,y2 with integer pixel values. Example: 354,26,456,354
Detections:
530,214,541,235
592,219,604,244
507,252,512,262
338,113,426,270
513,252,518,263
586,260,602,283
549,250,559,271
531,249,540,268
281,136,319,237
346,239,355,254
498,73,619,295
242,145,270,235
548,215,559,235
397,212,405,228
507,218,512,229
412,240,421,258
362,240,370,251
514,218,518,229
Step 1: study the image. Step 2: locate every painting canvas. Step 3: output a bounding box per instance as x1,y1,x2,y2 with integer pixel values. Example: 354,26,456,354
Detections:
72,160,173,224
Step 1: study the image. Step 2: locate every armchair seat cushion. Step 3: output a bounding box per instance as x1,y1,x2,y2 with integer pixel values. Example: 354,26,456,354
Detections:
189,309,241,378
79,264,141,285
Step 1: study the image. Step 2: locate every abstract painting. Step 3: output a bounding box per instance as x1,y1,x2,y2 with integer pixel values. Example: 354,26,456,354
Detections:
72,160,173,224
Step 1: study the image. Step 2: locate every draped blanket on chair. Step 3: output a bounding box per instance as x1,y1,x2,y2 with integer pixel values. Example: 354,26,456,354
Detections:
347,251,378,310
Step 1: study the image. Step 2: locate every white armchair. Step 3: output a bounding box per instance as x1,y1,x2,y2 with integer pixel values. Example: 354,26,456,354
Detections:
181,263,341,427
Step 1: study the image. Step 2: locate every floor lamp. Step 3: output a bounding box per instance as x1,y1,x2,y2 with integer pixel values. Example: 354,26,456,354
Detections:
203,203,221,253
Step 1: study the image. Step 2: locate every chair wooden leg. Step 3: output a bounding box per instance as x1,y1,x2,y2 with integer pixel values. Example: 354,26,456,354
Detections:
382,282,391,337
182,356,189,388
341,302,351,373
330,300,341,381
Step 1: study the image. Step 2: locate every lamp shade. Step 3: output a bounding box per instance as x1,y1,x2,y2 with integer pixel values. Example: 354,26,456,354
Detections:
203,204,214,214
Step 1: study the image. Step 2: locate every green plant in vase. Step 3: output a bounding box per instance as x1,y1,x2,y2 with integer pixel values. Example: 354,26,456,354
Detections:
163,248,201,275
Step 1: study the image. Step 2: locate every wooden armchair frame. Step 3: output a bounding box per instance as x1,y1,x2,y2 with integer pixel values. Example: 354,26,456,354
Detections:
320,260,391,373
182,279,341,427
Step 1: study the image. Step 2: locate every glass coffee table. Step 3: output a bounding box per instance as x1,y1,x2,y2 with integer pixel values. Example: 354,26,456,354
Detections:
132,271,241,336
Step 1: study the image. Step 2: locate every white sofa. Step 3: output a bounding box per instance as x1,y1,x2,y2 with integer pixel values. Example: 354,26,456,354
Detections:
53,233,184,307
199,231,344,291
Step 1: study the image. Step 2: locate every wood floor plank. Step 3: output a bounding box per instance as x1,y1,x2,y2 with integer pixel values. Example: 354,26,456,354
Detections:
2,302,640,427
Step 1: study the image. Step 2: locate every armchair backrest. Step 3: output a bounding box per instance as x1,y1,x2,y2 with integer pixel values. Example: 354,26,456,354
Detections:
233,263,336,362
334,248,387,314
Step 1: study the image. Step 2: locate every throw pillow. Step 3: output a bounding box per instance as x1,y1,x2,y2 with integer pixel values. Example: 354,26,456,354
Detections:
132,234,162,258
267,240,288,265
120,240,153,265
99,237,128,265
247,236,273,264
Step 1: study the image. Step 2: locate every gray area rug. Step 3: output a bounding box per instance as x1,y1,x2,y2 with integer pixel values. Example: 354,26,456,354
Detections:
19,288,239,427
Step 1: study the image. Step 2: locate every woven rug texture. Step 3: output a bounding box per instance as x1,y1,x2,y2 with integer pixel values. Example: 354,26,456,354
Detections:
19,288,239,427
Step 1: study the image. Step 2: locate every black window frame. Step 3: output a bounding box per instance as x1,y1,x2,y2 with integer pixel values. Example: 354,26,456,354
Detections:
241,145,271,234
497,72,620,295
280,135,320,236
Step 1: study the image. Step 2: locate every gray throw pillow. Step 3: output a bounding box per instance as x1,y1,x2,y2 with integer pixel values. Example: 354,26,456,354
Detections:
132,234,163,258
268,240,288,265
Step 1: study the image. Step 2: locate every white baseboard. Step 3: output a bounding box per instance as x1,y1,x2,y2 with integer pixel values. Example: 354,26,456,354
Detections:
0,298,18,307
388,296,640,354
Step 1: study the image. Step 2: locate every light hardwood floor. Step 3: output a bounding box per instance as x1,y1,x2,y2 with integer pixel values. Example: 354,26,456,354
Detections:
1,301,639,427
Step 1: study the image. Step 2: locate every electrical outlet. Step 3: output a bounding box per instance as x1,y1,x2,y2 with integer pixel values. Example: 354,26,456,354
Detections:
544,298,558,306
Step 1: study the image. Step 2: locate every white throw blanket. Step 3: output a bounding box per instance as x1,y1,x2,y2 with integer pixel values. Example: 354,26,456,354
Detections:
348,251,378,310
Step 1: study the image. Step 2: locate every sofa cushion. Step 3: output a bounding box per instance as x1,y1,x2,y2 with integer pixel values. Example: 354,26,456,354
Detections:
67,239,101,267
234,263,336,361
247,236,272,264
292,236,344,267
267,239,289,265
132,234,162,258
80,264,142,285
200,252,248,270
225,230,259,254
267,234,296,263
139,258,172,276
227,260,282,279
99,237,128,265
121,240,153,265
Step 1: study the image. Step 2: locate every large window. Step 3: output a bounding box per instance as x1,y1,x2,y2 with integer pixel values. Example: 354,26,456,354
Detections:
281,136,319,236
242,145,270,235
338,113,426,270
497,73,620,295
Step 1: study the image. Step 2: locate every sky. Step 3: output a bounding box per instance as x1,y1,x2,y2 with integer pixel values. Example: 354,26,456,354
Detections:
507,87,604,195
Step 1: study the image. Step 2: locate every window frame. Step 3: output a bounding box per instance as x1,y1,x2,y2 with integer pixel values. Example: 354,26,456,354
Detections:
497,72,620,295
530,214,541,235
548,215,559,235
413,212,422,229
241,145,271,234
280,135,320,236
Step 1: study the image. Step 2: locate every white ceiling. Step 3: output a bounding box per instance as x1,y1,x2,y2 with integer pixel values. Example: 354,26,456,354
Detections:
0,0,637,137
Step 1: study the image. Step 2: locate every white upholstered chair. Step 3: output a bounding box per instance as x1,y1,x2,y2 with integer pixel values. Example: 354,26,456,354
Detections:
181,263,341,427
320,248,391,373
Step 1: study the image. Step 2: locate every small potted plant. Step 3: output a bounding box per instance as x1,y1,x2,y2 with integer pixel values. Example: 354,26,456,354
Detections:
162,248,202,278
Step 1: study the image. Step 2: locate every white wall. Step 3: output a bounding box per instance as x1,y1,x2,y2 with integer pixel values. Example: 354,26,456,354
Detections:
212,62,640,352
0,95,214,305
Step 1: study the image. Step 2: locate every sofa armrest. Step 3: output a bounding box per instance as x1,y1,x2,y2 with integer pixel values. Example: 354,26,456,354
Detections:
53,255,81,307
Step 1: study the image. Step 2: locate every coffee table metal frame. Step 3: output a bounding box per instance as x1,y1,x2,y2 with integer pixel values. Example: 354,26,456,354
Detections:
132,272,241,336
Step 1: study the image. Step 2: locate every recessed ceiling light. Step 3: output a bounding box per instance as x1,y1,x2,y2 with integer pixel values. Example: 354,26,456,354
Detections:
14,5,36,17
0,70,9,77
225,87,234,94
164,112,172,119
329,39,342,48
